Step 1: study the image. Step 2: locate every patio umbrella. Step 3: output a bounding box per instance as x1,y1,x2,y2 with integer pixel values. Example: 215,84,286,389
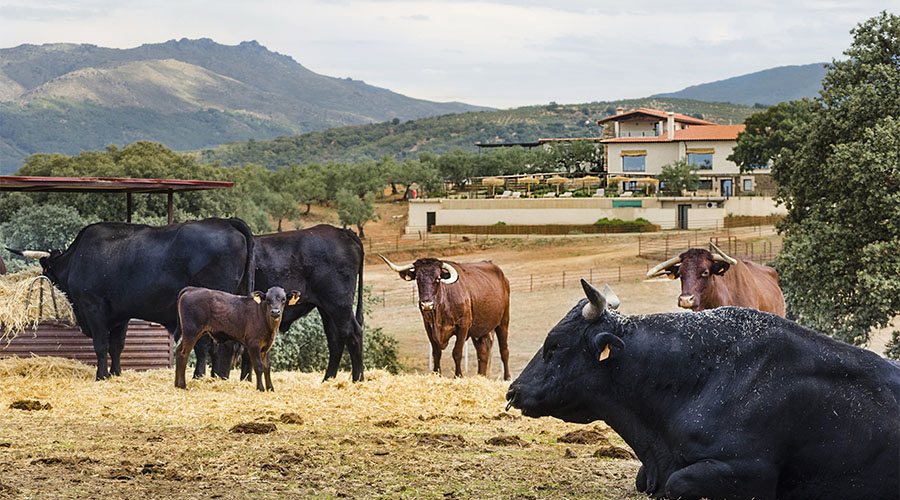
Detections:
547,175,567,195
577,175,601,194
518,176,539,195
635,177,660,194
482,177,505,196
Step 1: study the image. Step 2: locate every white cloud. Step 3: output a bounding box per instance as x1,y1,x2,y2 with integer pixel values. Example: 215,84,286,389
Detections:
0,0,887,107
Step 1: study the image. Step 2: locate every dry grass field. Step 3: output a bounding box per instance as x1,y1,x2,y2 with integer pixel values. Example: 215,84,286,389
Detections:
1,359,643,500
1,202,892,499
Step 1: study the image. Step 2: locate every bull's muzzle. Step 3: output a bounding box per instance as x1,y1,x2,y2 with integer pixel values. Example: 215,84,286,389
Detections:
419,301,434,311
270,309,282,319
678,295,695,309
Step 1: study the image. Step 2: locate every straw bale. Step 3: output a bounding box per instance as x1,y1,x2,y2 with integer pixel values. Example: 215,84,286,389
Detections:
0,269,77,341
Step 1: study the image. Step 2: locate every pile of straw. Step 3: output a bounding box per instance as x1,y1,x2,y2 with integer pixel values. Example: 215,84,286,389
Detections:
0,269,77,341
0,355,93,380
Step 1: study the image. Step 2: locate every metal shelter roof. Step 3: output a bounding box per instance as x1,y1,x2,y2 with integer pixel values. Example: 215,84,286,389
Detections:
0,176,234,223
0,176,232,193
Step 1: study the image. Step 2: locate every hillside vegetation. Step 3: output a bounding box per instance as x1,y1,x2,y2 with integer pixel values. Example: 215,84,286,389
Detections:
0,38,489,172
201,98,758,168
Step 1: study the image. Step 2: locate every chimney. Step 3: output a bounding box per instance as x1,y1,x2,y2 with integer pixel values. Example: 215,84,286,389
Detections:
616,107,624,115
667,112,675,139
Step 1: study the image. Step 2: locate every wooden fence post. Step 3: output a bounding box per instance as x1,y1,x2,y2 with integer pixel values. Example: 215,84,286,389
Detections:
562,271,566,288
530,274,533,293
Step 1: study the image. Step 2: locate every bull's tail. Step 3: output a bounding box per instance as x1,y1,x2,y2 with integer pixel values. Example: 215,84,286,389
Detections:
227,218,256,296
347,228,365,328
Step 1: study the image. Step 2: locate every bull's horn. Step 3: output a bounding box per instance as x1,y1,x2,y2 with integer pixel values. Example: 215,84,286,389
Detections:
379,254,414,273
603,284,620,310
17,249,51,259
440,262,459,284
709,242,737,265
581,279,616,319
646,256,682,278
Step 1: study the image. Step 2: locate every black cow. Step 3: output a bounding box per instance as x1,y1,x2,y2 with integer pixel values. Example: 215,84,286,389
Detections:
10,218,254,380
507,280,900,500
209,225,365,382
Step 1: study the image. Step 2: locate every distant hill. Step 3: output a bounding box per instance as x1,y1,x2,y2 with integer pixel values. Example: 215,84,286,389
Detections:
0,38,491,173
201,98,758,169
651,64,828,106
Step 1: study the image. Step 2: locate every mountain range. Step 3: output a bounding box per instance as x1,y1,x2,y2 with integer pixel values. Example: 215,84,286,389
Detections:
652,63,827,106
1,38,827,173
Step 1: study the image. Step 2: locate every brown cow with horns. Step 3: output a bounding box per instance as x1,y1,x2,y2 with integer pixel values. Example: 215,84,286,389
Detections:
380,255,511,380
647,242,786,317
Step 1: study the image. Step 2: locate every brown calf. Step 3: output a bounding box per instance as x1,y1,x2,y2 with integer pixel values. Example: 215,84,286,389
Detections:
381,255,512,380
647,242,785,317
174,286,300,391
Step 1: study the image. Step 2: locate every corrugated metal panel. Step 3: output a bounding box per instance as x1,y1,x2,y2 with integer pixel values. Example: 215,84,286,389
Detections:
1,320,173,370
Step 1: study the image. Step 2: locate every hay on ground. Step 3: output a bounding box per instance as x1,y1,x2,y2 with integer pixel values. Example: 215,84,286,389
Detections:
0,356,93,380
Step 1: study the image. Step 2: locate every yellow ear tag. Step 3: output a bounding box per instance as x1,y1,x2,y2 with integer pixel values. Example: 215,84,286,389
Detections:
599,345,611,361
252,295,262,304
288,296,299,306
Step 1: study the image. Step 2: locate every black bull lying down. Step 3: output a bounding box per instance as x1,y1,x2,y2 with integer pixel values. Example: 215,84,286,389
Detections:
507,280,900,500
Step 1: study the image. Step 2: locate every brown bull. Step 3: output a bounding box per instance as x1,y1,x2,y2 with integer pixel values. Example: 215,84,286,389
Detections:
647,242,786,317
381,255,511,380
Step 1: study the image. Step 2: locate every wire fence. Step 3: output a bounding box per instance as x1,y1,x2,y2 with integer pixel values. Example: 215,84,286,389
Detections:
372,228,782,308
637,233,782,263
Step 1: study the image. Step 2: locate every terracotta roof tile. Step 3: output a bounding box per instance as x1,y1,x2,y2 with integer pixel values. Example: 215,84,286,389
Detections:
601,124,745,143
597,107,715,125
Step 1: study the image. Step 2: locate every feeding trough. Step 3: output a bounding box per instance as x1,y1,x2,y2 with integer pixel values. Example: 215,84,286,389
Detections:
0,271,173,371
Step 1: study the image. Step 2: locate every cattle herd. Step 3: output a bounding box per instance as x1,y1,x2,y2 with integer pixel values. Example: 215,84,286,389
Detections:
9,216,899,500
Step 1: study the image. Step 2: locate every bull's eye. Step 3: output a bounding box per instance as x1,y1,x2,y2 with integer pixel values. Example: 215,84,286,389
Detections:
701,270,710,277
542,340,565,362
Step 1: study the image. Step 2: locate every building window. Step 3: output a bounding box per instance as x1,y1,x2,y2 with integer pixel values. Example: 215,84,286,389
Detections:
698,179,713,190
687,152,713,170
623,155,645,172
743,179,753,191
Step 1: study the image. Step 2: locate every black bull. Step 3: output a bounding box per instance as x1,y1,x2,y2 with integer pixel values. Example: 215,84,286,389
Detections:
200,225,366,382
12,218,255,380
507,280,900,500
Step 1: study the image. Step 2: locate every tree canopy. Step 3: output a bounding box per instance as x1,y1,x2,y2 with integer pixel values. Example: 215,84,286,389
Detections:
735,12,900,352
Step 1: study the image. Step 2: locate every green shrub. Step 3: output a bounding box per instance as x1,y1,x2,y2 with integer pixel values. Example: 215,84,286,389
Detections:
592,217,654,232
268,287,405,374
1,203,97,272
885,331,900,361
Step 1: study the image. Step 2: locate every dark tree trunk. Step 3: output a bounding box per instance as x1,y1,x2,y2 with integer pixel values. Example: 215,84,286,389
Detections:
356,223,365,239
303,203,312,215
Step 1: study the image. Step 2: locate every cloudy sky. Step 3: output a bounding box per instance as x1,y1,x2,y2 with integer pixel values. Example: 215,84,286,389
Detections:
0,1,887,108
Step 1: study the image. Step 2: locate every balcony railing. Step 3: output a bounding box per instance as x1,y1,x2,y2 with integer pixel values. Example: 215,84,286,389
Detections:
617,130,660,138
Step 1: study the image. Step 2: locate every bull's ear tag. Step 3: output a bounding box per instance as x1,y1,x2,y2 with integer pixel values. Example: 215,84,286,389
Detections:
288,290,301,306
591,332,624,363
251,292,263,304
599,345,611,361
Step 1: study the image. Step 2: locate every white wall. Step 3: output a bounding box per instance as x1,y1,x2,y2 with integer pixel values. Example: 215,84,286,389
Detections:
407,196,781,232
723,196,787,216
